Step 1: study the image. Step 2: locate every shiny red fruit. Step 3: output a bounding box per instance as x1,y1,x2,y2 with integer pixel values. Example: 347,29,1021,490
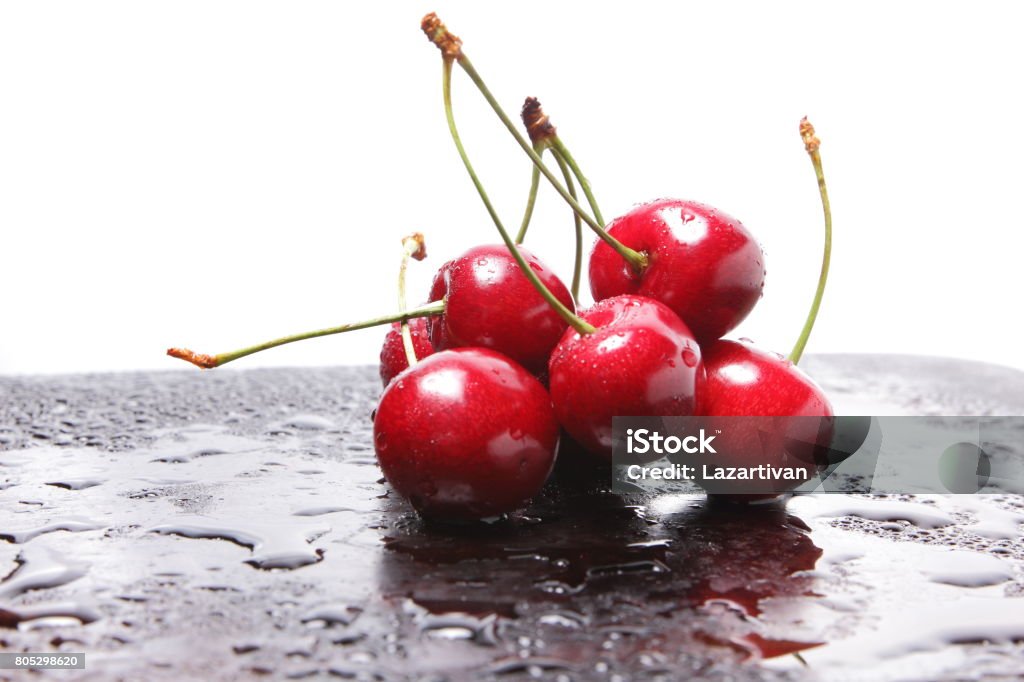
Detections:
699,339,834,498
589,199,765,343
379,318,435,387
428,244,575,375
548,295,704,459
373,347,559,521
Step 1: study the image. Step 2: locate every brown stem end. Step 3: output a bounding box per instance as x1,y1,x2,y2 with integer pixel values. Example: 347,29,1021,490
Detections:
521,97,556,144
800,116,820,154
167,347,219,369
421,13,463,60
403,232,427,261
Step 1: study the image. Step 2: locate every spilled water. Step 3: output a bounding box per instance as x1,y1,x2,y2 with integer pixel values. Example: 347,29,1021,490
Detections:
0,359,1023,680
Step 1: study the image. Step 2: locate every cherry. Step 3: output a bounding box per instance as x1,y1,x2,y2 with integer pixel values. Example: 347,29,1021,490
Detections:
699,339,834,496
379,318,434,386
426,244,574,375
548,295,704,459
373,347,559,520
589,199,766,343
694,119,836,499
702,341,831,420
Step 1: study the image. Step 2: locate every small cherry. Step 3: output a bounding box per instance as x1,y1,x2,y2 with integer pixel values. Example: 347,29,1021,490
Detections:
373,346,559,521
379,234,437,386
589,199,765,343
426,243,574,375
379,318,434,387
699,118,836,498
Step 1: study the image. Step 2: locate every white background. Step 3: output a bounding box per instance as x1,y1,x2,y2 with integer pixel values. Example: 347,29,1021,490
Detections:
1,2,1022,376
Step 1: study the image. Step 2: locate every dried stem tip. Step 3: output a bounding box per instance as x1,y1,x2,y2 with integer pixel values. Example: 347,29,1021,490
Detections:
800,116,820,154
521,97,557,144
167,347,219,369
421,13,463,60
402,232,427,261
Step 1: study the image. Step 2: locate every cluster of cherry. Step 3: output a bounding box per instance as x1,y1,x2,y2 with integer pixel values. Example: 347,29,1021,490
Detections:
170,14,834,521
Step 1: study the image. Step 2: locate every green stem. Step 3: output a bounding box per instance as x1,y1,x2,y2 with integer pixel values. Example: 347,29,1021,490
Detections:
441,58,594,335
167,300,445,369
789,119,832,365
549,147,583,301
398,235,422,367
550,136,604,228
455,55,648,274
515,143,544,244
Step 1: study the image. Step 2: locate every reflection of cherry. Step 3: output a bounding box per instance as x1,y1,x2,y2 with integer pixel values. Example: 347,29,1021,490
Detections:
589,199,765,343
679,499,822,614
670,498,824,659
373,348,558,521
377,452,824,665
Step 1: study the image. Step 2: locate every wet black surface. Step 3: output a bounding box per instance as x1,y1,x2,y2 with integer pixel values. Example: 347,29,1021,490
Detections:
1,356,1023,681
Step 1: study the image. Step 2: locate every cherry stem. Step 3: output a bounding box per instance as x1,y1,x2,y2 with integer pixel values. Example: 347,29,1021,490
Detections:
398,232,427,368
549,136,605,228
459,54,647,272
440,57,594,335
520,98,584,300
167,300,445,369
514,143,543,245
421,14,647,274
549,147,584,300
788,117,832,365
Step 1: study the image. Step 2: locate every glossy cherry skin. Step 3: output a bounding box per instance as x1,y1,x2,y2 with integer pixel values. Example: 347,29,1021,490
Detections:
698,340,834,499
428,244,575,375
373,347,559,521
548,295,704,459
379,318,435,387
589,199,765,344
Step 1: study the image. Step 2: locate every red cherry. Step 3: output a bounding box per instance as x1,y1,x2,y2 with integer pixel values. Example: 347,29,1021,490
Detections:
548,295,704,459
699,339,834,498
379,318,435,387
702,340,832,418
427,244,575,375
373,347,559,521
589,199,765,343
